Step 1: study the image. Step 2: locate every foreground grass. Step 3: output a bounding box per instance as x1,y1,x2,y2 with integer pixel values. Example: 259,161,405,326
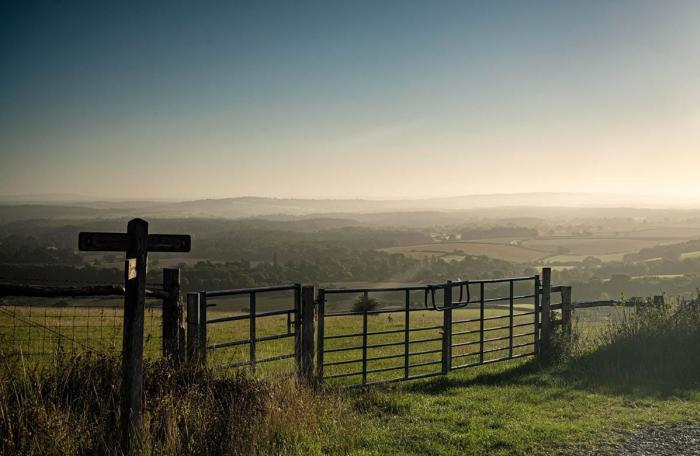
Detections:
3,352,699,455
343,299,700,455
3,298,699,455
0,354,357,456
343,359,700,455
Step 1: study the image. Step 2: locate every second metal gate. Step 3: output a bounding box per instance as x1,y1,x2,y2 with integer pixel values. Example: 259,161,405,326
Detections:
317,275,541,387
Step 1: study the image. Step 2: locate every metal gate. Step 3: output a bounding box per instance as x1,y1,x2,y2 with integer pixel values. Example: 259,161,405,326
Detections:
194,284,302,372
447,277,539,371
317,276,540,387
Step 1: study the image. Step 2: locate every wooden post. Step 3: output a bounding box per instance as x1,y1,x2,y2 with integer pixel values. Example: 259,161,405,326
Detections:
560,286,572,336
316,290,325,382
121,218,148,454
441,281,452,374
186,292,200,365
293,285,301,368
198,291,207,364
653,295,665,308
540,267,552,358
177,303,186,363
299,285,315,383
77,220,190,455
162,268,182,363
534,275,541,355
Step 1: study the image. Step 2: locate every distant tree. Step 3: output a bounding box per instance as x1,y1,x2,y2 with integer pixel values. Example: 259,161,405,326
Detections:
353,296,380,313
582,256,602,266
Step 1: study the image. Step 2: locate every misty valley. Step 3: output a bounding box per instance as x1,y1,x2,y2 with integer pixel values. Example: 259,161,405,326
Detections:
2,199,700,306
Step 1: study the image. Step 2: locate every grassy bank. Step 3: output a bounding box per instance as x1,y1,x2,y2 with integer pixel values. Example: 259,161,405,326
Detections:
2,299,699,455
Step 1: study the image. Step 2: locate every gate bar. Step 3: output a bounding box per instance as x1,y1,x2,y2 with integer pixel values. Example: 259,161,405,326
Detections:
362,291,368,385
404,289,410,379
479,282,485,363
509,280,514,358
442,281,452,374
317,289,325,381
250,292,256,372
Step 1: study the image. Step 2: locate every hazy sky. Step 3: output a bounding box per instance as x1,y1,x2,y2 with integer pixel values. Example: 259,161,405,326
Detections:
2,1,699,200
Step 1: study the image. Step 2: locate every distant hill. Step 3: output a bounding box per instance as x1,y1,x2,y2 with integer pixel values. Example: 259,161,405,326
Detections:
0,192,699,223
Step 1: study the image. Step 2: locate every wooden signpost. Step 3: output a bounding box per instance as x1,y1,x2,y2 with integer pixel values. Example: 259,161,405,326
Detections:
79,218,190,455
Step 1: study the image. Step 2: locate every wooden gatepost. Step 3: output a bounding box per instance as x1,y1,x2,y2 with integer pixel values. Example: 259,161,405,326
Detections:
79,219,191,455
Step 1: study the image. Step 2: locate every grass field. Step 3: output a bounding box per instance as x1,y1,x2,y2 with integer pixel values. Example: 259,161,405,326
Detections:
543,253,627,263
3,297,700,455
342,358,700,455
381,234,689,265
0,299,164,359
1,285,540,384
520,237,678,256
381,242,543,263
680,250,700,260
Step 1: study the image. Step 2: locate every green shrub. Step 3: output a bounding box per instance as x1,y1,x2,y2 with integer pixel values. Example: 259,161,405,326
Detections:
352,296,380,313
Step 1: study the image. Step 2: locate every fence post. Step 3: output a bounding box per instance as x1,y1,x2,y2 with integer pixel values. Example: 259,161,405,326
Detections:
560,286,572,336
653,295,665,308
186,292,201,365
162,268,183,364
121,218,148,455
293,285,301,369
534,275,541,355
198,291,207,364
540,268,552,358
441,281,452,374
316,289,325,382
299,285,315,383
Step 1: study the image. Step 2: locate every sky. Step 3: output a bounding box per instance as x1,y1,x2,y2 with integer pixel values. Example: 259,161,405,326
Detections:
1,1,699,201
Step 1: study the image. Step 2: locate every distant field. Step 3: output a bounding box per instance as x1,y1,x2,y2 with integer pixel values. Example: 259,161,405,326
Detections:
521,238,678,255
543,253,627,263
382,235,690,264
680,250,700,260
381,241,542,263
627,225,700,239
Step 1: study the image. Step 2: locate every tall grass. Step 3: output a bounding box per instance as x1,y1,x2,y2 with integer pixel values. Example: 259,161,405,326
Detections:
569,296,700,386
0,353,355,455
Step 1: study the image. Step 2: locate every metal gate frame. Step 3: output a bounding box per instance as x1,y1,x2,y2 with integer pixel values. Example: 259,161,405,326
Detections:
447,276,539,371
318,285,444,387
193,284,302,371
317,275,541,387
185,269,563,387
